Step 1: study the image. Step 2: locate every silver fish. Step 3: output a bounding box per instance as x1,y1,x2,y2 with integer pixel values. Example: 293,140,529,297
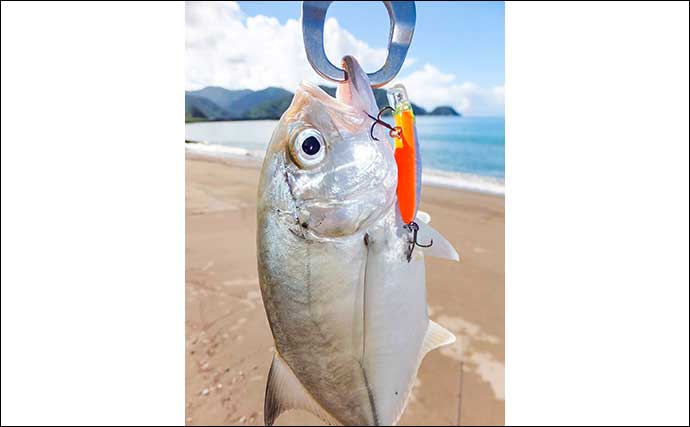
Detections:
257,56,459,426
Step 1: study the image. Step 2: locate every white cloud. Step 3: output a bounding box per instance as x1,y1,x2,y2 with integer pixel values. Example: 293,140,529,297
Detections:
186,1,503,116
393,64,504,116
185,1,388,91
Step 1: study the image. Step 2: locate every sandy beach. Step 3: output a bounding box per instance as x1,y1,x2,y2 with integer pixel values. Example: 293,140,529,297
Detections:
185,153,505,426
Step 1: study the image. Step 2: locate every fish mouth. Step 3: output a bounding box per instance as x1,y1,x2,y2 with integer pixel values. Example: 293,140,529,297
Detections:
341,56,370,99
337,55,379,116
295,80,359,115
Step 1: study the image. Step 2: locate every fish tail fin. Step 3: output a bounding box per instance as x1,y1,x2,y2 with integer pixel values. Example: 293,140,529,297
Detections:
264,353,341,426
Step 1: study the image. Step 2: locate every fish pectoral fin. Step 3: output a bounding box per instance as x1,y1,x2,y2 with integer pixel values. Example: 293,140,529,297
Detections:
416,210,431,224
264,353,341,426
421,320,456,356
416,220,460,262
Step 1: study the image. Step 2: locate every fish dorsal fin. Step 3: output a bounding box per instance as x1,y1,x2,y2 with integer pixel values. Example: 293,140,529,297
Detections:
264,353,341,426
416,210,431,224
421,320,456,356
416,220,460,262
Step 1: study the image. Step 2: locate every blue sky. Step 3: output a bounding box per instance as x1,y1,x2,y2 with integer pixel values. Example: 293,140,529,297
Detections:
186,1,505,116
238,1,505,88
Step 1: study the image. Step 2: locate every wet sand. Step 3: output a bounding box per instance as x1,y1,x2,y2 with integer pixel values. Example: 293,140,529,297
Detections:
185,153,505,426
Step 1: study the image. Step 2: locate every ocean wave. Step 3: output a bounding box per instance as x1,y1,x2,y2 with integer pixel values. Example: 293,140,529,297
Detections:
422,168,505,195
186,142,504,196
185,141,265,160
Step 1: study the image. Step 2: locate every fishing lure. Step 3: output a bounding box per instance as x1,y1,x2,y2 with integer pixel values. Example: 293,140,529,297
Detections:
366,85,432,258
388,85,432,257
387,84,419,225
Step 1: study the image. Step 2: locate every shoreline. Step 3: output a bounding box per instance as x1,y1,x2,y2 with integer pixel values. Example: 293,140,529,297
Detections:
185,144,506,197
185,156,505,425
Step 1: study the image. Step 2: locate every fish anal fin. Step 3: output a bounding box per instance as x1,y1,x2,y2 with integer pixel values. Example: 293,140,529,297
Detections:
421,320,456,356
264,353,341,426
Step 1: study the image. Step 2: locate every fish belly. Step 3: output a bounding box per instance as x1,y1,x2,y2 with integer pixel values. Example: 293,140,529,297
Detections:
258,213,376,425
362,208,430,426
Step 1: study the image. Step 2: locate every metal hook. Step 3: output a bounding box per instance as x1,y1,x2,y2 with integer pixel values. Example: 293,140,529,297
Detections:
406,221,433,247
302,1,416,88
403,221,433,262
367,107,401,141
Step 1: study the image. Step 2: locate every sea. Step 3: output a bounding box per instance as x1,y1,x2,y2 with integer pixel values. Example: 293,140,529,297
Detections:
185,116,505,195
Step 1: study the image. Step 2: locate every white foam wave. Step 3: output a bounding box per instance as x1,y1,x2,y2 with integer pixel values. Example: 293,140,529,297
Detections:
422,168,505,195
185,141,265,160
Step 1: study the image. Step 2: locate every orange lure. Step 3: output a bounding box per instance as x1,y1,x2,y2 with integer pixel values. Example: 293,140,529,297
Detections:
387,85,421,225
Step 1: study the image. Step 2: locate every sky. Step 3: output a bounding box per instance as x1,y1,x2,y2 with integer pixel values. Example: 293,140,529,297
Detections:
186,1,504,116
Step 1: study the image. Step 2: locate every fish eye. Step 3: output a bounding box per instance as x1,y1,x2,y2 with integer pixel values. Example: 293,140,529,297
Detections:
302,136,320,156
290,128,326,168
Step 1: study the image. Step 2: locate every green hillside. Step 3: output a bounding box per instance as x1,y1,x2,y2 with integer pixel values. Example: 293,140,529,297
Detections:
185,94,228,120
185,85,458,122
430,106,461,116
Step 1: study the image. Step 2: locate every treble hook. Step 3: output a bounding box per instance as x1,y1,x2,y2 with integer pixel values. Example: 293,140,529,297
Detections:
367,106,402,141
406,221,433,247
403,221,433,262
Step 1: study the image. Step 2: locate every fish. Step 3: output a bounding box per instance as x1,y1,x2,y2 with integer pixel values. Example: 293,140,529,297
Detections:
256,55,460,426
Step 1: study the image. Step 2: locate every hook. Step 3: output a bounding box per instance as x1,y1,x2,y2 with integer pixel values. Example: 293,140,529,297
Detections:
367,107,401,141
403,221,433,262
406,221,433,247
